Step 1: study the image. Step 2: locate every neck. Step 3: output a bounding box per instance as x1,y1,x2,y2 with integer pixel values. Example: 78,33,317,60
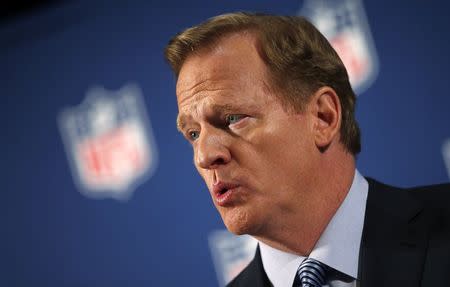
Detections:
254,145,356,256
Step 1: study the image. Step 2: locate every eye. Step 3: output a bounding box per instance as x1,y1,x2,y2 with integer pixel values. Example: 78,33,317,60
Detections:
226,114,245,125
188,130,200,141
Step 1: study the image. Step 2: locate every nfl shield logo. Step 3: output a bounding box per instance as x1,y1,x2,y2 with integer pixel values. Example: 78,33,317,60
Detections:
208,230,257,286
58,83,157,200
301,0,379,94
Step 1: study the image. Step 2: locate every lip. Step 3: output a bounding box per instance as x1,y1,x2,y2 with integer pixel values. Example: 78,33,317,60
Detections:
212,181,240,206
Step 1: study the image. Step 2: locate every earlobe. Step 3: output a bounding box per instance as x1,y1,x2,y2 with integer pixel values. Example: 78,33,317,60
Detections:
312,87,341,151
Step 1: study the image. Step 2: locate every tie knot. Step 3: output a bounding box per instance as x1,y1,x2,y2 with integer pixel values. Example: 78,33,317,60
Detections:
295,258,329,287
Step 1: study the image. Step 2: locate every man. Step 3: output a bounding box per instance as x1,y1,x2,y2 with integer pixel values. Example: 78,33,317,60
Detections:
164,12,450,287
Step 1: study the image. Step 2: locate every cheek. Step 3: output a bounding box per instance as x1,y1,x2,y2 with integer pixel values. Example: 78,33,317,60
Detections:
197,168,209,183
252,119,312,159
244,119,316,184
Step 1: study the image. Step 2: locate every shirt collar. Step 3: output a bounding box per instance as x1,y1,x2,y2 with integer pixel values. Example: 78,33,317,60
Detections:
259,169,368,286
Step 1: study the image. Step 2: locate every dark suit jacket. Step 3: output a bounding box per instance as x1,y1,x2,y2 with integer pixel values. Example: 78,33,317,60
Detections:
228,178,450,287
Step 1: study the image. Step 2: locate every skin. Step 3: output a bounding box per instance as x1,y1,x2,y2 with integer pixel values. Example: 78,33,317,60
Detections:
176,32,355,256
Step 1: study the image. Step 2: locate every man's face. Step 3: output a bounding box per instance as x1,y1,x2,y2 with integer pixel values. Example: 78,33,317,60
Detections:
176,33,320,236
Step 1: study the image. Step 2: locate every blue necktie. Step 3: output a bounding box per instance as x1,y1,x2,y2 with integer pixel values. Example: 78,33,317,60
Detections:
294,258,329,287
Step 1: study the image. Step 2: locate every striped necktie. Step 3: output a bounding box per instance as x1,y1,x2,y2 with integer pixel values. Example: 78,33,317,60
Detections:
293,258,329,287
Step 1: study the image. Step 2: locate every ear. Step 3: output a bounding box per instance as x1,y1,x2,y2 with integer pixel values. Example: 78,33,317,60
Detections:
309,87,342,151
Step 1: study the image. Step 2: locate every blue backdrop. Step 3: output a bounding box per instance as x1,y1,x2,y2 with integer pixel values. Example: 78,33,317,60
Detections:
2,0,450,286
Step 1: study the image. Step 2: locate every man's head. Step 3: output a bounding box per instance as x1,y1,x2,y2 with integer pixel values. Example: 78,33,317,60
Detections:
166,12,360,155
165,13,359,247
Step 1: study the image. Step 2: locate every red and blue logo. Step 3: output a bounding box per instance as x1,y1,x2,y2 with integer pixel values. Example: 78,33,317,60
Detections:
58,83,158,200
301,0,379,94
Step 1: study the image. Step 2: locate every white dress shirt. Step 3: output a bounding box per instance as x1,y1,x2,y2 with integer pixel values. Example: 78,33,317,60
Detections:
259,169,369,287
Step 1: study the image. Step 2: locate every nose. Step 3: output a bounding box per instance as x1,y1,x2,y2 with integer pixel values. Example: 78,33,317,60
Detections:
195,128,231,170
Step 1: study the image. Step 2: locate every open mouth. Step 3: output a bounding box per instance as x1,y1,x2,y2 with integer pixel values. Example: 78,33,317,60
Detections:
212,181,240,205
218,188,229,195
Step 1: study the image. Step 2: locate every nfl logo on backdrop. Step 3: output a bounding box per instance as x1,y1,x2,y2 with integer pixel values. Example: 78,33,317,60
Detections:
58,83,157,200
301,0,379,94
208,230,257,286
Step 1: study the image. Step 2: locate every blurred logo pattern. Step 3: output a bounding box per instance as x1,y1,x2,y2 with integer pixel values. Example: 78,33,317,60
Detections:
58,83,157,200
301,0,379,93
443,139,450,180
208,230,257,286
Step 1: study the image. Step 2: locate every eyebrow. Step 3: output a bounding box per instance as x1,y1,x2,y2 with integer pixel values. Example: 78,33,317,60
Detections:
176,103,243,132
176,115,188,132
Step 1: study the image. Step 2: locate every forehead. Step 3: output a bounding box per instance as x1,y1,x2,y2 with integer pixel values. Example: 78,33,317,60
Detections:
175,33,281,131
175,32,271,105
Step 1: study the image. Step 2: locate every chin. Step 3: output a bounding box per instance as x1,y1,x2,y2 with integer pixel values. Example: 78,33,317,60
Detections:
221,208,262,236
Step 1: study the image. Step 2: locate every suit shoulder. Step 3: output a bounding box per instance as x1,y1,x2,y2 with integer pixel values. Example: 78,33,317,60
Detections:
366,178,450,209
366,178,450,235
408,183,450,211
408,183,450,236
408,182,450,197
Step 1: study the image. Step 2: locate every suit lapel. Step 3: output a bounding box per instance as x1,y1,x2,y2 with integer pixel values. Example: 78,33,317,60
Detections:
358,178,430,287
228,245,272,287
